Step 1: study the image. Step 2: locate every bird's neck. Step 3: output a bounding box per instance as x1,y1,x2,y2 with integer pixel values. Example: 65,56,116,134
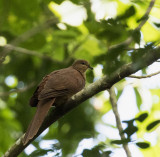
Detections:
72,66,86,80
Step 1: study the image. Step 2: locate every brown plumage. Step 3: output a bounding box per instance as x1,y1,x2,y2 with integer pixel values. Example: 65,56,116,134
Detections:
23,59,92,145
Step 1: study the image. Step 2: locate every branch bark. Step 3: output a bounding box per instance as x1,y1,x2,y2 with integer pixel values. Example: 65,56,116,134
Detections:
3,45,160,157
109,87,132,157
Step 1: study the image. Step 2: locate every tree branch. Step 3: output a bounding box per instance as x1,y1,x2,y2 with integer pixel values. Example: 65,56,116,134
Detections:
129,70,160,79
109,87,132,157
0,82,35,97
3,45,160,157
1,44,62,64
135,0,155,31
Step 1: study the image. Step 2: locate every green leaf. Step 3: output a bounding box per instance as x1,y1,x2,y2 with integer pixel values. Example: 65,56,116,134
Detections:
146,120,160,131
30,149,53,157
131,29,141,44
134,88,142,110
117,89,123,99
135,112,148,122
102,151,112,157
85,21,101,34
123,125,138,138
52,0,64,4
82,148,101,157
117,6,136,20
136,142,150,149
81,143,110,157
111,138,131,145
153,22,160,28
96,19,128,42
86,68,94,83
52,30,80,42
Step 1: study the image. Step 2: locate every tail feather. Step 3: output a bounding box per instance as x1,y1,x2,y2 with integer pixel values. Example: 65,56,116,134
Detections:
23,98,55,145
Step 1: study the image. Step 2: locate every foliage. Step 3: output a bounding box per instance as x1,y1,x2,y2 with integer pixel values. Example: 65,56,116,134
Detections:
0,0,160,157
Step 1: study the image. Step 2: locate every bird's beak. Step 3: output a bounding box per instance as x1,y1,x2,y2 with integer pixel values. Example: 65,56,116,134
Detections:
88,65,93,70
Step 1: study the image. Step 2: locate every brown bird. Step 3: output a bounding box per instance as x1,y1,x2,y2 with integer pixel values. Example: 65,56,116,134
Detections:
23,59,93,145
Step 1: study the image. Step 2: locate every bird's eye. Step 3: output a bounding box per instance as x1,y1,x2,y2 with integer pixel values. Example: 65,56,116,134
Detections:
81,62,85,65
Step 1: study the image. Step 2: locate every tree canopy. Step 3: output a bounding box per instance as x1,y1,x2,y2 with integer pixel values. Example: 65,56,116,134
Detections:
1,0,160,157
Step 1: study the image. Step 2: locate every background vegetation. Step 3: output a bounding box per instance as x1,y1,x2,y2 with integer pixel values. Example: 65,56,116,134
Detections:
0,0,160,156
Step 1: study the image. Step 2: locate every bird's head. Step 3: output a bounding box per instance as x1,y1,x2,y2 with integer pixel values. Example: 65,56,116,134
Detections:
72,59,93,73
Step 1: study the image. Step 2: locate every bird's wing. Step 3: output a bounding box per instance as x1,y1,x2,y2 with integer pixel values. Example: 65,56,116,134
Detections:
38,69,75,100
29,67,84,106
38,88,68,100
29,69,70,106
23,98,55,145
29,74,51,107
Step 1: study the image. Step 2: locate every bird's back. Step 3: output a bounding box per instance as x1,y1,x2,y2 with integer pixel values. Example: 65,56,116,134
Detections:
29,67,85,107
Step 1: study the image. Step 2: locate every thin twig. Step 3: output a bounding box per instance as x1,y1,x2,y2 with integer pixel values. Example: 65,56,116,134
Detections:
129,70,160,79
109,87,132,157
0,82,35,97
2,44,62,64
108,37,133,52
135,0,156,31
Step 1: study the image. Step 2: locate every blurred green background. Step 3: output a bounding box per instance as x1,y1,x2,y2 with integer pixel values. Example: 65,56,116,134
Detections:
1,0,160,156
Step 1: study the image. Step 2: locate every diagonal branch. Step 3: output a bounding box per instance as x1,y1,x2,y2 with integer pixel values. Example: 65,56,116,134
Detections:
3,45,160,157
109,87,132,157
135,0,155,31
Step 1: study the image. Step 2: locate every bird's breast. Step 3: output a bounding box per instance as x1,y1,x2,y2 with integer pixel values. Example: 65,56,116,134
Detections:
70,72,85,94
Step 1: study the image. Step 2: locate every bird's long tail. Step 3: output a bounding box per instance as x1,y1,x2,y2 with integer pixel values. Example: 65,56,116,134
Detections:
23,98,55,145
